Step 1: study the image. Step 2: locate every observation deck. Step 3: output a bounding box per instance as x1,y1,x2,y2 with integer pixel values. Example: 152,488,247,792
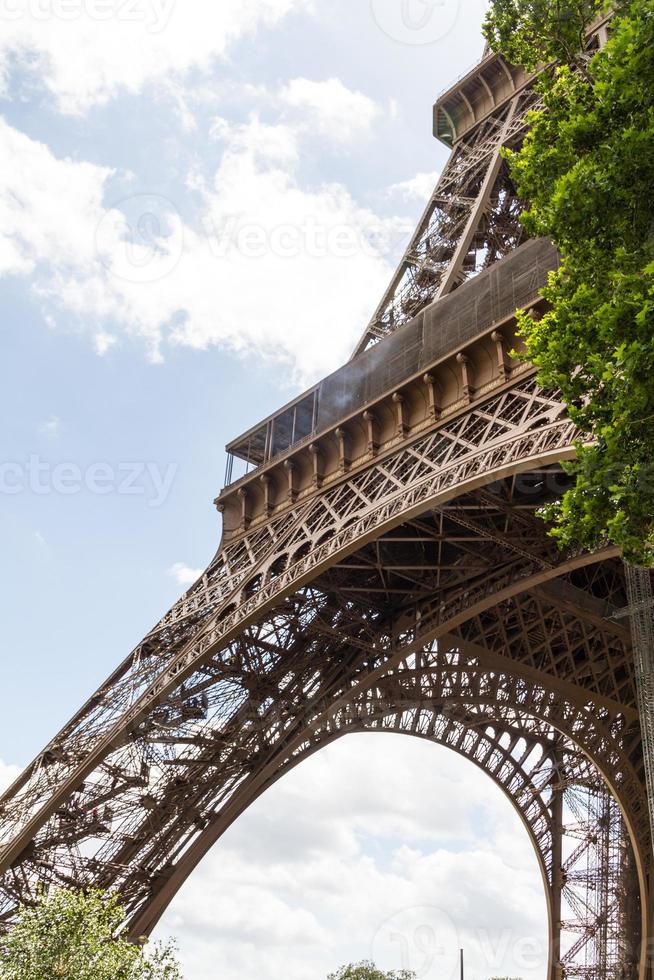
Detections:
433,50,531,147
433,13,612,148
216,237,559,541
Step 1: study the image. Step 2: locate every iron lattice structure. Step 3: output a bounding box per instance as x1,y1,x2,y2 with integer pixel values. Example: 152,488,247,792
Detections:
0,16,649,980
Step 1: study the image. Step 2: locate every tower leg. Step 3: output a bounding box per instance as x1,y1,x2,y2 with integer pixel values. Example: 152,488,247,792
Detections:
619,827,641,979
624,564,654,980
550,772,564,980
634,859,654,980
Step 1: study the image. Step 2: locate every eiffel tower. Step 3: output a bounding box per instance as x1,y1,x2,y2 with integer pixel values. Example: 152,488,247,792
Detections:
0,12,646,980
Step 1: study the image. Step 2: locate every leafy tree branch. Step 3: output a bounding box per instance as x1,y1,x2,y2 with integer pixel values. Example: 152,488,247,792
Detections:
0,889,183,980
483,0,654,565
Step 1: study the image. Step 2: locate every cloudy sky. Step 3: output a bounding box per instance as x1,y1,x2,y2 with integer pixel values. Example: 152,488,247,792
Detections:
0,1,548,977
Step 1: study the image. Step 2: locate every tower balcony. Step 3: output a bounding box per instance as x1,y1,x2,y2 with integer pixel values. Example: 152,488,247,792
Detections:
216,237,559,540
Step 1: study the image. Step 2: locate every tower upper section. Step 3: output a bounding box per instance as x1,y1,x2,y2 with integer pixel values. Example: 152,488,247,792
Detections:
214,19,624,538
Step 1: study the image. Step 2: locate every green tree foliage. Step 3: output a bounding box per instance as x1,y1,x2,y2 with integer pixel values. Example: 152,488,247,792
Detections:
0,889,183,980
483,0,654,565
327,962,415,980
484,0,612,70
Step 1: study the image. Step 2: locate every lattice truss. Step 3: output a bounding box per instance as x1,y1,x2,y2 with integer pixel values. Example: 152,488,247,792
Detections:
0,373,645,980
0,379,578,860
357,85,542,351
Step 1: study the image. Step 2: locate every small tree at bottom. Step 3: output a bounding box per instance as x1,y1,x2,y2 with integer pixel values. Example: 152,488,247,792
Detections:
0,888,183,980
328,963,415,980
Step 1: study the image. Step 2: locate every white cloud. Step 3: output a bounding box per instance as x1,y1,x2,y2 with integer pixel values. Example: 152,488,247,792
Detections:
280,77,381,143
209,76,383,148
164,116,405,380
169,563,203,587
0,118,111,276
0,114,407,383
0,0,313,115
209,115,299,164
38,414,61,438
94,330,117,355
156,734,547,980
389,171,439,203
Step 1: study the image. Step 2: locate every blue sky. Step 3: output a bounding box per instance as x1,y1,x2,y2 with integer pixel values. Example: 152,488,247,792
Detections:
0,1,547,977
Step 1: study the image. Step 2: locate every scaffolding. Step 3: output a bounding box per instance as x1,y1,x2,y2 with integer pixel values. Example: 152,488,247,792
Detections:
560,782,626,979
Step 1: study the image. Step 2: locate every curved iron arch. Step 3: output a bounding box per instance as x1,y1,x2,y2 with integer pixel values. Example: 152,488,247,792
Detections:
122,655,642,980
